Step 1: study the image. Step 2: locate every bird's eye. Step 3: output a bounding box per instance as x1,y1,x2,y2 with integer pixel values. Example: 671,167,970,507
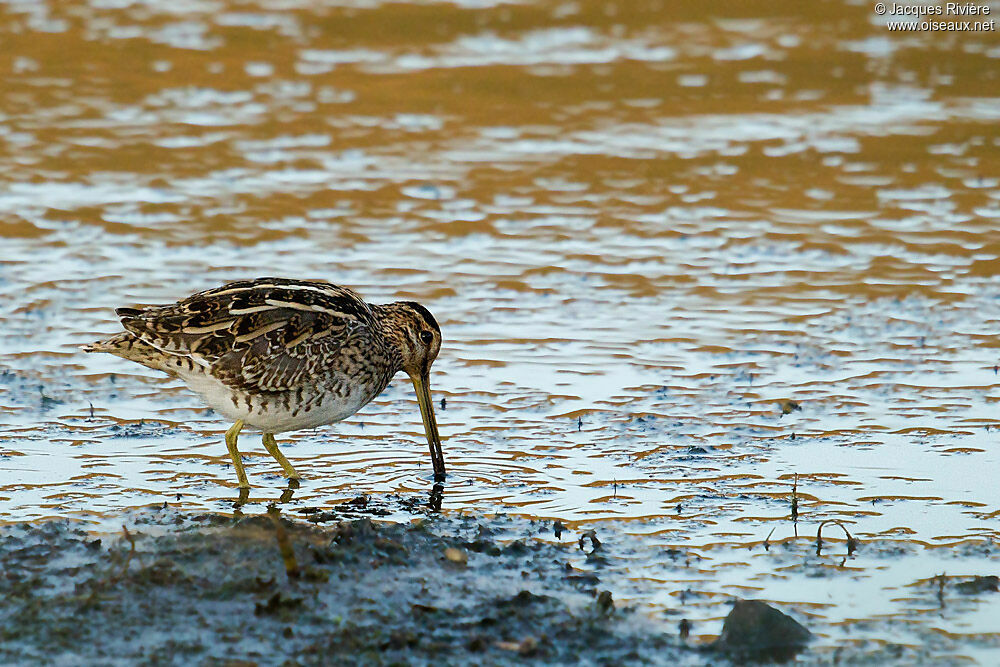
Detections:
419,330,433,345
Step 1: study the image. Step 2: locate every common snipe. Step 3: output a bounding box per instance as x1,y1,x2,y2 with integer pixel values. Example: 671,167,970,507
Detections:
83,278,445,490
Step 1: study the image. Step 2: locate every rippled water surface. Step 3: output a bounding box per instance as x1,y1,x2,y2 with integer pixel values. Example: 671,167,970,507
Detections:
2,0,1000,661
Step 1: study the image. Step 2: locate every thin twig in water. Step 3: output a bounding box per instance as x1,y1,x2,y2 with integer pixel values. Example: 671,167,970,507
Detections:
816,519,858,556
763,527,776,551
791,473,799,521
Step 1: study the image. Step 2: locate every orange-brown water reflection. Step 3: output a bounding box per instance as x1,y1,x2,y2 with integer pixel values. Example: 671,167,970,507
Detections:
2,0,1000,660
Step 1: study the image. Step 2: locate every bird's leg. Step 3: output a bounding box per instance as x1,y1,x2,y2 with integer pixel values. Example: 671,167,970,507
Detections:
262,432,301,482
225,420,250,489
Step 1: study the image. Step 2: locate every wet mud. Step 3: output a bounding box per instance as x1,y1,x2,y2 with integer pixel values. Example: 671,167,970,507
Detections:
2,499,998,665
0,505,686,666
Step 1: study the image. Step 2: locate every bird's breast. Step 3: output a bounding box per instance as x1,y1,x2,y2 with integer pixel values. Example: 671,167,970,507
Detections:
179,369,389,433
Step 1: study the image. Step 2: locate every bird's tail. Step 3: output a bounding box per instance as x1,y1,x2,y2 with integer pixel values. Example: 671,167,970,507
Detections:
81,332,176,374
81,332,134,355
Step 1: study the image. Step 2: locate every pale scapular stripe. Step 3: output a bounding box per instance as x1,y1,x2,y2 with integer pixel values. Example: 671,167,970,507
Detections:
210,282,350,298
264,298,358,320
228,304,278,315
309,327,334,340
284,330,313,348
233,320,288,343
178,320,236,334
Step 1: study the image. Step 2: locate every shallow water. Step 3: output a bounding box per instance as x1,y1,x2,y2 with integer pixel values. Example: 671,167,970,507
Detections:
2,0,1000,661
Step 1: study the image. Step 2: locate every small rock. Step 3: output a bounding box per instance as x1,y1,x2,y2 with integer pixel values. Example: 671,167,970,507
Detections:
302,567,329,583
500,590,548,608
518,636,538,656
345,495,368,509
710,599,812,662
504,540,528,555
465,539,500,556
955,575,999,595
578,530,601,552
778,400,801,416
444,547,467,566
565,572,600,588
374,537,407,555
496,637,538,656
254,592,303,617
467,635,488,652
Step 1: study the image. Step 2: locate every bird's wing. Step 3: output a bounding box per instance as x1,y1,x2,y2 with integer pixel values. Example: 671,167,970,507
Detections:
117,278,378,392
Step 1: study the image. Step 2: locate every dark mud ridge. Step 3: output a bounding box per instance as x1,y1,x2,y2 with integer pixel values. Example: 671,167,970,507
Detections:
0,504,815,666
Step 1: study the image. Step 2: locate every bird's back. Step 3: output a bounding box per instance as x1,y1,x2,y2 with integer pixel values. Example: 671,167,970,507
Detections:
85,278,401,431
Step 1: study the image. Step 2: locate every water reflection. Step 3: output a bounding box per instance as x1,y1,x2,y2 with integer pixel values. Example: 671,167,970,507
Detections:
2,0,1000,661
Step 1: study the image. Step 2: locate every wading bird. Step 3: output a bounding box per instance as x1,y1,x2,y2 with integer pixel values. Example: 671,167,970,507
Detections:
83,278,445,491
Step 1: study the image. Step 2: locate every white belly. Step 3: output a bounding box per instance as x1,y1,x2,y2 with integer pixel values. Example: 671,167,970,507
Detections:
178,371,374,433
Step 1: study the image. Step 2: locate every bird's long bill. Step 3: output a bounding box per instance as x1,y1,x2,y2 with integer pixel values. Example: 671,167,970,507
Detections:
410,368,445,481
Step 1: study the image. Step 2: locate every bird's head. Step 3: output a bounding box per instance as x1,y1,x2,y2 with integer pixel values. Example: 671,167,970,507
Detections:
384,300,445,481
393,301,442,378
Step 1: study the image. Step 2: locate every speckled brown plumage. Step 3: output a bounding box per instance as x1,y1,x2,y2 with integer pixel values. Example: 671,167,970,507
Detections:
84,277,446,490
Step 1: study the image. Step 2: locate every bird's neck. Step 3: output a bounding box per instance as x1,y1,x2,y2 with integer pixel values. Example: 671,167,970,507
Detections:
372,302,414,375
